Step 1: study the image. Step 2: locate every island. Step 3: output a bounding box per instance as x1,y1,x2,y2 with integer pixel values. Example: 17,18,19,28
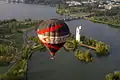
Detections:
105,71,120,80
64,34,109,63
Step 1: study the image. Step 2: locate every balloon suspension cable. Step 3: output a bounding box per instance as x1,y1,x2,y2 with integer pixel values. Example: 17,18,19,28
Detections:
39,40,56,59
49,52,55,60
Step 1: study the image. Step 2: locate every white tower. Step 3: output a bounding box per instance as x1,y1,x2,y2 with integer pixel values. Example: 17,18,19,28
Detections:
76,26,81,43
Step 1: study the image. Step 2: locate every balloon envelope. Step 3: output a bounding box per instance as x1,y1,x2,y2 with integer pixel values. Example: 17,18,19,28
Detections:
36,19,70,56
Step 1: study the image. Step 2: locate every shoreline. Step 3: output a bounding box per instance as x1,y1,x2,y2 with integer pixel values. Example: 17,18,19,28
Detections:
56,9,120,28
88,18,120,28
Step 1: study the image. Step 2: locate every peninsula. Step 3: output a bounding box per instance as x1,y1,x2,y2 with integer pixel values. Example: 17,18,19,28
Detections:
56,2,120,28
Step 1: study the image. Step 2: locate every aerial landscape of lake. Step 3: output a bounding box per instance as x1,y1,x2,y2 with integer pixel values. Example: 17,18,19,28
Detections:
0,1,120,80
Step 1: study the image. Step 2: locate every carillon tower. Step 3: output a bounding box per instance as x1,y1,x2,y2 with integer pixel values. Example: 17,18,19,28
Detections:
76,26,81,43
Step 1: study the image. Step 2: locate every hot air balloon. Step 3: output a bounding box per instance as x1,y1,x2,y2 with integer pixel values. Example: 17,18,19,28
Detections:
36,19,70,60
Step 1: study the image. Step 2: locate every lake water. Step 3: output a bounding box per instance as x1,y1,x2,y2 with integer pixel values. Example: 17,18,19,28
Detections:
0,1,120,80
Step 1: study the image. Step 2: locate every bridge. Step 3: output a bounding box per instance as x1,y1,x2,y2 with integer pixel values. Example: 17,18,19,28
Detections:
60,13,94,22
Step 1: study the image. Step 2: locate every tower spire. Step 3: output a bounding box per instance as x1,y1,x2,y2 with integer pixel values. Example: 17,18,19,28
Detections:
76,25,82,43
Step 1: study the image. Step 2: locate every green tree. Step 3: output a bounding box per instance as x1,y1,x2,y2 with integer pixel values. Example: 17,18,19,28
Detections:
105,73,114,80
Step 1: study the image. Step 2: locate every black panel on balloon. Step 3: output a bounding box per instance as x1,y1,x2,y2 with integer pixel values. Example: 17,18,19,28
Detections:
47,42,65,55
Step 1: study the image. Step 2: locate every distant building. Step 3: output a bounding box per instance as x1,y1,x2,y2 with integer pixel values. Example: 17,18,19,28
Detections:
66,1,82,6
105,4,120,9
98,4,105,8
89,0,97,2
82,1,95,6
114,0,120,2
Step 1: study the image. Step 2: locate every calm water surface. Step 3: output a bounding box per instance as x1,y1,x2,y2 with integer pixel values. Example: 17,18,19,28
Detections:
0,1,120,80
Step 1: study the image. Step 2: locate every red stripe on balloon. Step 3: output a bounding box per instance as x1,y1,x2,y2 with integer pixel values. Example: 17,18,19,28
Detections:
39,40,56,55
37,24,62,34
39,40,60,50
43,43,60,50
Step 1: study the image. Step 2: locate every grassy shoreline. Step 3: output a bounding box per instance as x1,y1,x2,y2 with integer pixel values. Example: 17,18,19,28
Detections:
0,41,45,80
0,19,40,79
56,9,120,28
88,18,120,28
